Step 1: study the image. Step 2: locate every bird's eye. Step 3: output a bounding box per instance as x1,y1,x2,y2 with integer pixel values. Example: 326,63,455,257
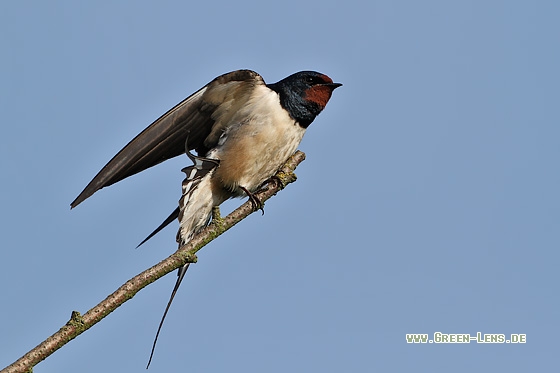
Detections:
306,76,320,84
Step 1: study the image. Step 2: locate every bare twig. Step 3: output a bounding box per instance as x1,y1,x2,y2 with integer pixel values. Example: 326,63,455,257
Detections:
1,151,306,373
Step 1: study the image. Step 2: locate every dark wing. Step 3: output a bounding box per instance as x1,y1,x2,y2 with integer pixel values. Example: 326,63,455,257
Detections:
71,69,264,208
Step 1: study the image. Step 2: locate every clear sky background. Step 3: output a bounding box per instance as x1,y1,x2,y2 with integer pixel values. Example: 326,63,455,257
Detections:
1,1,559,372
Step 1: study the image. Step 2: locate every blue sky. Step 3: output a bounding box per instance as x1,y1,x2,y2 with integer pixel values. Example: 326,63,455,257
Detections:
1,1,559,372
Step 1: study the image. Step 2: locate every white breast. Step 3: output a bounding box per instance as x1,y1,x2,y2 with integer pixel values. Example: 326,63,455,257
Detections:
209,85,306,192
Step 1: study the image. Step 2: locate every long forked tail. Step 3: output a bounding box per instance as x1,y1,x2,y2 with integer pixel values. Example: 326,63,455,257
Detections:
136,207,180,248
146,263,190,369
147,148,220,369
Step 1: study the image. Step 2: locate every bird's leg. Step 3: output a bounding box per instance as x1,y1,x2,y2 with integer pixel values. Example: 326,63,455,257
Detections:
240,186,265,215
211,205,222,221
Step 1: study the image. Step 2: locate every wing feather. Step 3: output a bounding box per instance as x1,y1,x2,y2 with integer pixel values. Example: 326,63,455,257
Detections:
71,69,264,208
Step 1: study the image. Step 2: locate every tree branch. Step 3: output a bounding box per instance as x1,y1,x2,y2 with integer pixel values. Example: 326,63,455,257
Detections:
1,150,306,373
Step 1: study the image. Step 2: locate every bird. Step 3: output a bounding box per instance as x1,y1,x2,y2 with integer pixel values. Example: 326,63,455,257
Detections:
71,69,341,367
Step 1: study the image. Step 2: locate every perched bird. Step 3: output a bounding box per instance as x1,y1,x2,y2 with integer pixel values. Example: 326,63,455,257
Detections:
71,69,341,366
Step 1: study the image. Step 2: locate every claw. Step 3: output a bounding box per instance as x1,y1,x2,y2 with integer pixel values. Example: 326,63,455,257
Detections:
269,175,285,189
240,186,265,215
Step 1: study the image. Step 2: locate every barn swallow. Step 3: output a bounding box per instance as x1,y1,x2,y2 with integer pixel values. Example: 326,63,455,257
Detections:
71,69,341,366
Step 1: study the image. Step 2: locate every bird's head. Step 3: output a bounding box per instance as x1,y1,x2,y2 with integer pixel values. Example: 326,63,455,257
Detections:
268,71,342,128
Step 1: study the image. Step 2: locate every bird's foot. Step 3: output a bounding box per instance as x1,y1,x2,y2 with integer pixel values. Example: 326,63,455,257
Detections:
240,186,265,215
269,174,289,190
255,174,286,193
